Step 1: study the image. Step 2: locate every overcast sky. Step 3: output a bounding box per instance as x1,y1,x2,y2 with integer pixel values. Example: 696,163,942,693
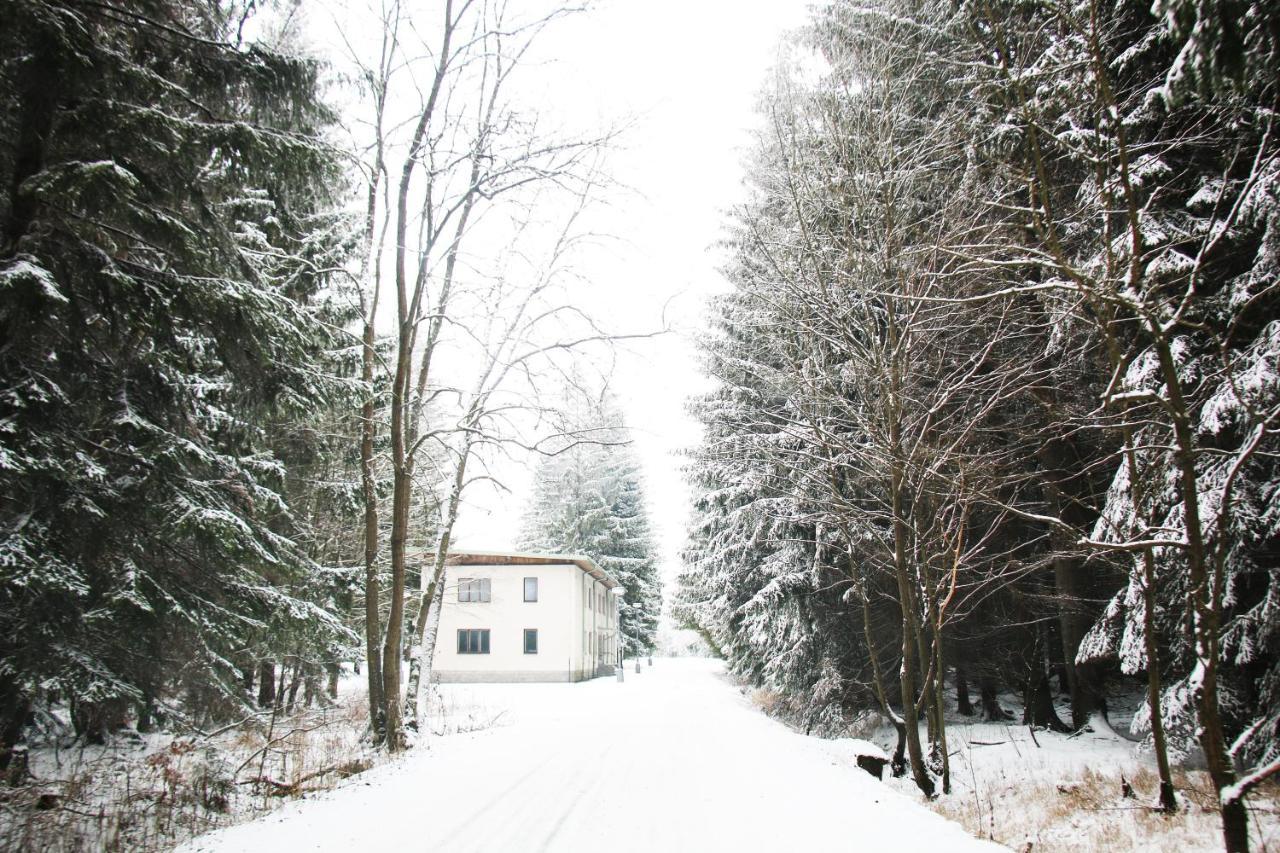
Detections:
443,0,816,585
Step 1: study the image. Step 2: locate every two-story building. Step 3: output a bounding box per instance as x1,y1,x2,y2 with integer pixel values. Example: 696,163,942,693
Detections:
430,550,623,683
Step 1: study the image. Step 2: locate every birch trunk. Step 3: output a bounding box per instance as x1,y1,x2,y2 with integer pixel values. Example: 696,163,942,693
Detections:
403,441,471,731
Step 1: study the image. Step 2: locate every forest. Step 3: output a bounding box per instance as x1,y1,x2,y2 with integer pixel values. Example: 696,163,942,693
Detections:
1,0,1277,850
676,0,1279,850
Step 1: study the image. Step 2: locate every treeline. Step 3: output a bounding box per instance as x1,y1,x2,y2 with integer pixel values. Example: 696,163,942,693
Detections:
0,0,366,769
676,0,1278,849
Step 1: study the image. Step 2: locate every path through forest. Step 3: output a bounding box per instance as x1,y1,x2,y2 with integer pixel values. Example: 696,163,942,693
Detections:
179,658,1002,852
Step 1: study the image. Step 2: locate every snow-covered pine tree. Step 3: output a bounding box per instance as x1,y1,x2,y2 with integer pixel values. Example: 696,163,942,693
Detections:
0,0,358,755
597,469,661,658
517,416,662,658
675,94,883,728
957,0,1280,840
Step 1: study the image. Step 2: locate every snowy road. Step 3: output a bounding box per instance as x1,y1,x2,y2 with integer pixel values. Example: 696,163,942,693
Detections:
179,658,1003,852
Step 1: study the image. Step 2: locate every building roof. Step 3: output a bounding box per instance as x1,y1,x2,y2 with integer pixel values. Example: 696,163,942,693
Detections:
444,550,623,591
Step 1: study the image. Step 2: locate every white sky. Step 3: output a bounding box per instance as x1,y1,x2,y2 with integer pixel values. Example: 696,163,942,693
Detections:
308,0,815,590
448,0,815,582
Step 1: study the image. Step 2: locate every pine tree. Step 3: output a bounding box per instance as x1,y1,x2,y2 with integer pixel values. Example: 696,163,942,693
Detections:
597,469,661,658
0,0,358,755
517,423,662,657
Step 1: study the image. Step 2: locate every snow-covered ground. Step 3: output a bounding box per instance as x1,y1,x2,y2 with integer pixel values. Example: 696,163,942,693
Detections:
178,658,1001,852
902,716,1280,851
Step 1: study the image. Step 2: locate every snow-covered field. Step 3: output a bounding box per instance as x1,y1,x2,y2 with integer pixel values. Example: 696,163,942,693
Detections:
178,658,1001,852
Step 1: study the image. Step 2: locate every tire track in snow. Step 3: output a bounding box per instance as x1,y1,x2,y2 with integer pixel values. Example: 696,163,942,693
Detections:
534,740,618,852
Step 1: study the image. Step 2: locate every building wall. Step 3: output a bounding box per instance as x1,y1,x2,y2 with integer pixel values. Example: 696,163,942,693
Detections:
431,560,621,684
579,571,619,680
433,563,580,682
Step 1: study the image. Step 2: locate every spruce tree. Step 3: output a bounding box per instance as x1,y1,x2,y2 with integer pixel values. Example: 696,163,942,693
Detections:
0,0,357,755
517,427,662,658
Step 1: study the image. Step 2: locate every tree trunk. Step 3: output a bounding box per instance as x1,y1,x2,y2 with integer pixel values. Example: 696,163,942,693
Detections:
859,593,907,778
891,459,934,796
404,574,446,732
1152,341,1246,850
956,665,974,716
285,659,304,714
1141,551,1178,813
931,633,951,794
404,432,474,731
356,9,388,745
1053,553,1107,728
1036,436,1108,730
360,323,384,742
380,447,412,749
256,660,276,710
980,676,1005,721
1023,629,1070,732
884,302,934,798
136,697,155,734
327,662,340,700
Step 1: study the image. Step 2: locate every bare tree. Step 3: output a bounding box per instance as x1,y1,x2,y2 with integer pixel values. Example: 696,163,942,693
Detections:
337,0,613,750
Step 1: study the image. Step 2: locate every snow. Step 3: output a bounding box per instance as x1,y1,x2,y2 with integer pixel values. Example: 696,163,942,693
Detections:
177,658,1000,852
893,708,1280,851
0,257,66,304
845,738,889,761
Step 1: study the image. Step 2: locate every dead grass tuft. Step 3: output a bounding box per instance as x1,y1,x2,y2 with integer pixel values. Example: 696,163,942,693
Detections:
750,688,784,717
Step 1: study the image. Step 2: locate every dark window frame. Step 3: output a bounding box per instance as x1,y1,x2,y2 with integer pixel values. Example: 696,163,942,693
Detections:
523,576,538,602
457,628,491,654
523,628,538,654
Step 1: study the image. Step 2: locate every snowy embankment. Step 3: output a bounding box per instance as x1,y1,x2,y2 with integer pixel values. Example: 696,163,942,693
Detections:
1,686,377,852
179,658,1000,852
883,714,1280,851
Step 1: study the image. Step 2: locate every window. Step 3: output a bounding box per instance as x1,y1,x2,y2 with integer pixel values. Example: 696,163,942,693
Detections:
523,577,538,602
458,578,491,602
524,628,538,654
457,629,490,654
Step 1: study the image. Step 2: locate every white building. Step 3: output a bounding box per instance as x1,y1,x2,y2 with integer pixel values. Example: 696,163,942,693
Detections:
431,551,623,683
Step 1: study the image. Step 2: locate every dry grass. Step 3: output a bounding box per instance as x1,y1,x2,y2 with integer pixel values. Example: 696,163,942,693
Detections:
0,693,379,853
749,687,785,717
931,763,1280,852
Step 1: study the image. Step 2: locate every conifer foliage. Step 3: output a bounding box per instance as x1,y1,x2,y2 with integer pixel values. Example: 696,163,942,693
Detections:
518,422,662,658
0,0,357,758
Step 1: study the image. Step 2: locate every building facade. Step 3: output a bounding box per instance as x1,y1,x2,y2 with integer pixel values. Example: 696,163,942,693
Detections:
431,551,622,683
